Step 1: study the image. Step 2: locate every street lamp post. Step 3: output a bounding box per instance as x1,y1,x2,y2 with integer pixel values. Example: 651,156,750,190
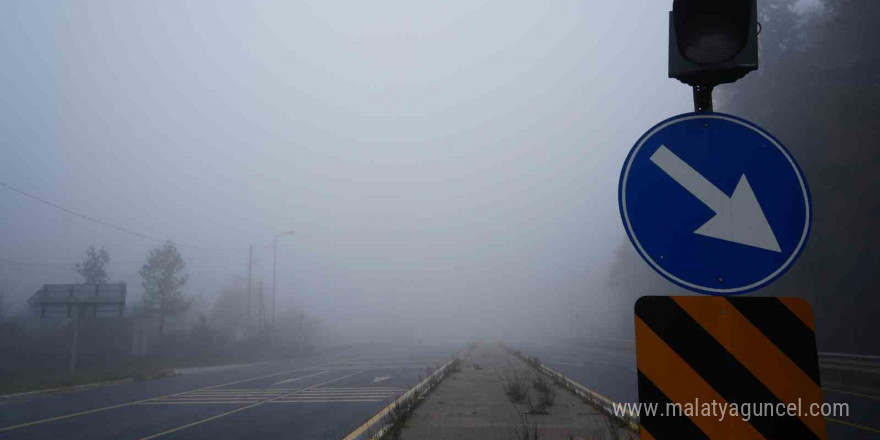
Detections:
273,231,294,333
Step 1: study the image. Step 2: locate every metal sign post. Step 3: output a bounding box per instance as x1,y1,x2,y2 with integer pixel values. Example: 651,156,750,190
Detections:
622,2,826,438
28,283,127,375
692,85,714,112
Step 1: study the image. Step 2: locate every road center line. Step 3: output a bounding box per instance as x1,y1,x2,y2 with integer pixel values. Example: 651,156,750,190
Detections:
137,370,364,440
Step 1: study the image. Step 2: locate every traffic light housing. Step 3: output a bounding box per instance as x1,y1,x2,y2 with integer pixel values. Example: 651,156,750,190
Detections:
669,0,758,87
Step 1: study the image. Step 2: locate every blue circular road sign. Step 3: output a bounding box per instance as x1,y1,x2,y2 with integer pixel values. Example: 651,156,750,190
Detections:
619,112,811,295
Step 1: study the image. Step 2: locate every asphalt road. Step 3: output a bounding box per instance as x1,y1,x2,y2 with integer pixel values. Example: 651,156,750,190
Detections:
518,341,878,440
0,344,458,440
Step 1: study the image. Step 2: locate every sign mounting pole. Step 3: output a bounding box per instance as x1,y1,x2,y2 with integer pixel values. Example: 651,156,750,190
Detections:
693,84,714,112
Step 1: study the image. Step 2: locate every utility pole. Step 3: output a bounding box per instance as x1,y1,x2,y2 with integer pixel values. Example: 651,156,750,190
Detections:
69,305,80,376
247,245,253,335
258,280,266,331
273,231,294,334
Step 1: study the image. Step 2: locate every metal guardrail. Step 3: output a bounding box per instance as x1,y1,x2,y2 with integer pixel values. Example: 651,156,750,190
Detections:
817,352,880,394
819,352,880,361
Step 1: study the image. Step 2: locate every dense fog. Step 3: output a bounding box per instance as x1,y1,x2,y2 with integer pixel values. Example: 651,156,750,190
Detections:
1,0,876,383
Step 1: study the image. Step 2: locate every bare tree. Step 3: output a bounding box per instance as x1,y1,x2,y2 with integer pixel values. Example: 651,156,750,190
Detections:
76,245,110,284
139,241,191,336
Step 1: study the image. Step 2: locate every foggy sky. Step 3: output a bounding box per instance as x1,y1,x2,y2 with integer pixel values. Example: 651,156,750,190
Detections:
2,1,841,345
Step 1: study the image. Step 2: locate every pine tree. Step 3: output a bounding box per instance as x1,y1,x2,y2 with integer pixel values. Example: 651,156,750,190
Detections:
76,246,110,284
139,241,191,336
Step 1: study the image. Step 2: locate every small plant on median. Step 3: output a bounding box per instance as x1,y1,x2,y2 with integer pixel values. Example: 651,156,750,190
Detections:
596,414,631,440
525,372,556,414
532,373,551,393
525,391,548,415
373,356,464,440
499,368,530,403
508,410,540,440
379,392,419,440
448,357,462,375
525,356,542,370
537,384,556,408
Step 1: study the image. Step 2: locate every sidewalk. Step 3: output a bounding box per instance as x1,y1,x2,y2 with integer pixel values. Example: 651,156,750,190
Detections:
398,343,635,440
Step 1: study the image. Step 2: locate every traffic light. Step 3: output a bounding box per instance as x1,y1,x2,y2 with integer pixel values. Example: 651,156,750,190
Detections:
668,0,758,87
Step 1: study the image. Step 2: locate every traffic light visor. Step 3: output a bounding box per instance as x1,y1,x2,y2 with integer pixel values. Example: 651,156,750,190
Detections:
673,0,750,64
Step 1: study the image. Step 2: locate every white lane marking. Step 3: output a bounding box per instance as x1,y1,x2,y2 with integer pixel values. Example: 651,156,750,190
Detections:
0,360,342,433
143,387,404,405
306,387,405,390
270,370,329,386
269,399,382,403
141,401,258,405
372,376,391,383
137,370,364,439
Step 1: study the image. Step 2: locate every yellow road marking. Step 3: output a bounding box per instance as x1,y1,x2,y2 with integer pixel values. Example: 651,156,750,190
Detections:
137,371,363,440
342,355,460,440
825,417,880,434
0,364,334,433
822,387,880,401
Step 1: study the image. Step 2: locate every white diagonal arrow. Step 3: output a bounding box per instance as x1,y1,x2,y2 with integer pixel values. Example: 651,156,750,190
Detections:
650,145,781,252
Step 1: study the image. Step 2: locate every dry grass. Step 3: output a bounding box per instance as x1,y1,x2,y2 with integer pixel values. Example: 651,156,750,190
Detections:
508,410,540,440
498,368,530,403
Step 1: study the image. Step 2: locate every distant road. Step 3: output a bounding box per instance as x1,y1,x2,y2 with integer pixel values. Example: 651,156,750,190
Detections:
0,344,457,440
518,341,879,440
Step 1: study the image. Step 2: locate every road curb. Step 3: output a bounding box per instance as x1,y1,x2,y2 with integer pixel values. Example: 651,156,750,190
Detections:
0,368,189,401
342,349,469,440
0,354,338,401
505,345,640,432
0,378,136,401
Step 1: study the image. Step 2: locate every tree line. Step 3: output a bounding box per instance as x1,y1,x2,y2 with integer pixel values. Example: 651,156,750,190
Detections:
76,242,191,337
0,242,330,391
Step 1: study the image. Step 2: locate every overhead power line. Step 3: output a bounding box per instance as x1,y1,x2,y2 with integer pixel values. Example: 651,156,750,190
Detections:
0,258,77,276
0,257,74,267
0,180,246,253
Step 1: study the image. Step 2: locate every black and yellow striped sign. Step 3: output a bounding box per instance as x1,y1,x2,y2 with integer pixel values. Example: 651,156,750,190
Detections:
635,296,826,439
